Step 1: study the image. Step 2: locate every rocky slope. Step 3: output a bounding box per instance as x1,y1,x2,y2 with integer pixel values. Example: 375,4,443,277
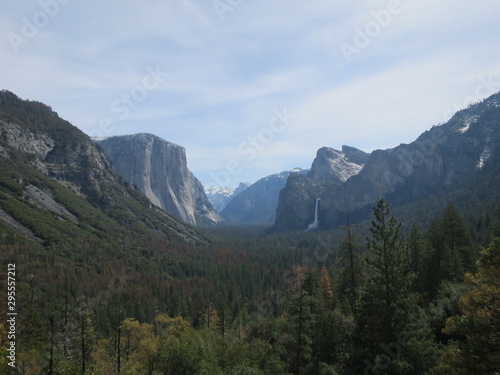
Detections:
0,90,204,244
205,182,251,213
275,147,367,230
274,92,500,231
308,146,367,184
220,168,308,224
95,134,223,227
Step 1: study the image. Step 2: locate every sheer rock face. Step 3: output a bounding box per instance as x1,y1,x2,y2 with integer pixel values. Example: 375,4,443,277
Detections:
274,92,500,231
308,147,364,184
96,134,223,226
274,147,366,231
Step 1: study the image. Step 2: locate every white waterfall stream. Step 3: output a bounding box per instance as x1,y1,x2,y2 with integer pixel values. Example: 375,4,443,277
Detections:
306,198,320,231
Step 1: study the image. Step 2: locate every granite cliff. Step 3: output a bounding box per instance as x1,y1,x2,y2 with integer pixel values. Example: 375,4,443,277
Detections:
219,146,367,225
96,134,223,226
274,146,367,230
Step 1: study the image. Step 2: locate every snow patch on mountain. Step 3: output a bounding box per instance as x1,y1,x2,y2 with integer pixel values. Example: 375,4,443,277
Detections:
477,146,491,169
268,168,306,181
458,115,478,134
206,182,251,212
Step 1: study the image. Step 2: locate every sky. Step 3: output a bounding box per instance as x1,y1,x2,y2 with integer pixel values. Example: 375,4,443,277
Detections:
1,0,500,188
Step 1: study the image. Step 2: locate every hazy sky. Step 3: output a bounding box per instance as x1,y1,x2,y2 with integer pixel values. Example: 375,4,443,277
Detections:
1,1,500,188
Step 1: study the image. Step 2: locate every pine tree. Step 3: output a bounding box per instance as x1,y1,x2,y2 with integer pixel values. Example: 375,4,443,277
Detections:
319,266,334,308
492,206,500,238
436,238,500,374
216,293,229,337
434,204,475,282
316,266,354,372
427,204,476,303
407,224,431,299
286,267,317,375
354,198,438,374
445,205,474,280
364,198,411,341
203,298,219,331
338,213,363,310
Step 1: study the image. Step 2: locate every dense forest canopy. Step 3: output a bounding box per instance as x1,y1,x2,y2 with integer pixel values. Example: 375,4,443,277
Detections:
1,196,499,374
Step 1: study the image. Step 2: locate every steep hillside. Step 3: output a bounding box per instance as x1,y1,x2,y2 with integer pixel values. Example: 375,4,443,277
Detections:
274,92,500,231
0,90,205,245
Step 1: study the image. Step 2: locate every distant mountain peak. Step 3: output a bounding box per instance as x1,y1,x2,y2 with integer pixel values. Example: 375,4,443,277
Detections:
205,182,251,213
341,145,370,165
220,168,309,225
308,147,365,184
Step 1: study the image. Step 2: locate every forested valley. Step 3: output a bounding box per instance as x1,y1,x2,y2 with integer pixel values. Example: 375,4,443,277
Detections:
1,197,499,375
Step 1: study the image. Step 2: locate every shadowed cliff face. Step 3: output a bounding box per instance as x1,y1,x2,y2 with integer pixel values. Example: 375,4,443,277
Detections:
274,92,500,231
96,134,223,226
274,148,365,231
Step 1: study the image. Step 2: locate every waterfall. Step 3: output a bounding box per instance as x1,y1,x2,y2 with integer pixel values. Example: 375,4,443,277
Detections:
306,198,320,231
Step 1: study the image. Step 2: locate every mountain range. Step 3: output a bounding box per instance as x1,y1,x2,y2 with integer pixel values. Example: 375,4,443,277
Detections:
204,146,370,226
0,90,205,247
1,89,499,242
2,91,497,375
219,168,308,225
205,182,251,212
274,93,500,231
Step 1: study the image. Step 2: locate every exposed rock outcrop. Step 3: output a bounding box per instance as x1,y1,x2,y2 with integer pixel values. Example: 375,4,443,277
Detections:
308,147,364,184
96,134,223,226
274,147,366,231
